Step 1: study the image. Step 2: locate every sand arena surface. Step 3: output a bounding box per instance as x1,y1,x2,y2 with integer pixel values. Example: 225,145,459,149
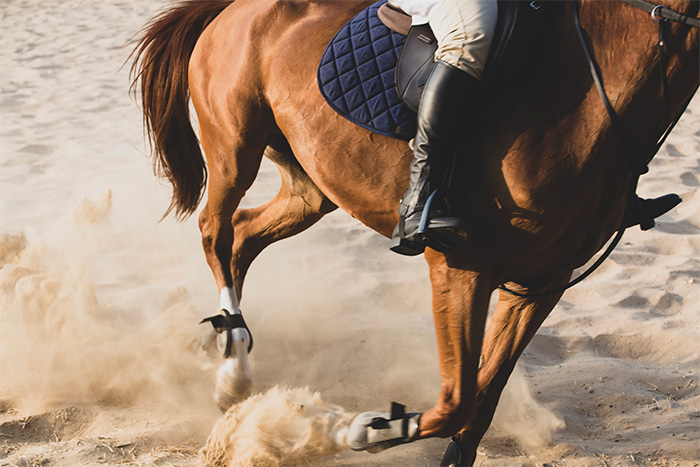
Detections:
1,1,699,466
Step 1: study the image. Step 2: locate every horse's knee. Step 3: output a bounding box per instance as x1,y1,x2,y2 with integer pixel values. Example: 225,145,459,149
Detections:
200,216,233,254
199,209,218,251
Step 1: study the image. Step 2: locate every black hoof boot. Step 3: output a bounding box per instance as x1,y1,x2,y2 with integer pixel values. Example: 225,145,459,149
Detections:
440,438,469,467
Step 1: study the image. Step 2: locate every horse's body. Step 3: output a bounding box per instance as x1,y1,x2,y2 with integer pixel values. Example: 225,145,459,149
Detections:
132,0,699,462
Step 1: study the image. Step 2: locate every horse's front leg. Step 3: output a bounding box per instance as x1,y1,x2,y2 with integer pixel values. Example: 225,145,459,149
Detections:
445,274,570,466
345,250,493,453
418,251,493,439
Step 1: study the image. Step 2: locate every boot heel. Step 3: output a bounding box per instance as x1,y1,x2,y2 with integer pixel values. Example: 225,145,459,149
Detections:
390,216,427,256
389,235,426,256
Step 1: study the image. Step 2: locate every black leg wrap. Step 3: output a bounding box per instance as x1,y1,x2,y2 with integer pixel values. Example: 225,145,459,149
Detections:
200,309,253,356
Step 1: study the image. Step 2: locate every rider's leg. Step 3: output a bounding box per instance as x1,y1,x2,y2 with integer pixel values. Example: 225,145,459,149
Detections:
390,61,481,255
390,0,497,256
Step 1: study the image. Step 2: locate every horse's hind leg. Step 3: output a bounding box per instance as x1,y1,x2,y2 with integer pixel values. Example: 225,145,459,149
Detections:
205,138,337,410
195,99,273,410
446,275,571,465
230,140,337,299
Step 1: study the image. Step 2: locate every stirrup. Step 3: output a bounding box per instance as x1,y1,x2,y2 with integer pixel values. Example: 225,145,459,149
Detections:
200,309,253,357
417,188,442,235
346,402,421,453
390,189,468,256
419,189,469,252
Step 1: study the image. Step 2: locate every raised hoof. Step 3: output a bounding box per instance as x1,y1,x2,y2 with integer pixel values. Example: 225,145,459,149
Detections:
201,311,254,411
345,403,420,453
440,437,469,467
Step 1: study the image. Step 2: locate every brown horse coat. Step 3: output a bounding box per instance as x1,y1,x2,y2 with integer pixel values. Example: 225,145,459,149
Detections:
132,0,699,461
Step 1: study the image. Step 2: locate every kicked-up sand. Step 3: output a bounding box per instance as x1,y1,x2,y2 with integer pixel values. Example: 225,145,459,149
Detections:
1,1,699,466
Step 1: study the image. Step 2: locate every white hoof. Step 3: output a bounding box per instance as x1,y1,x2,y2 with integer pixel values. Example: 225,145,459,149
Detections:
214,358,252,411
213,327,253,412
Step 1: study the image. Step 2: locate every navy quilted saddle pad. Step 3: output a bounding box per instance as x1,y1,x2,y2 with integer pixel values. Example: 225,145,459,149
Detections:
317,0,416,141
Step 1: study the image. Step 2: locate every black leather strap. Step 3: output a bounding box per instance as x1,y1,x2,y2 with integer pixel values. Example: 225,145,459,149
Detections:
619,0,700,28
200,309,253,355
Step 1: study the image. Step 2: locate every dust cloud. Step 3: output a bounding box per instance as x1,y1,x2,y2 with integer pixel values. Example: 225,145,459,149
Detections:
3,0,697,464
201,386,351,467
0,192,211,414
490,365,565,452
0,186,564,466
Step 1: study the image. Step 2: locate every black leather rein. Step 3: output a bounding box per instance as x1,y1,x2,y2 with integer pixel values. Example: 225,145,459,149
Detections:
620,0,700,28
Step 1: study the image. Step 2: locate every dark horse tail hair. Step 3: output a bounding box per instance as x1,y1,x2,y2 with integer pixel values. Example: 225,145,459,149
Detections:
130,1,233,219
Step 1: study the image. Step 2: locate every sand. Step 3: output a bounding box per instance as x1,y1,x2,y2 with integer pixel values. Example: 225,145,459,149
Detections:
1,1,698,466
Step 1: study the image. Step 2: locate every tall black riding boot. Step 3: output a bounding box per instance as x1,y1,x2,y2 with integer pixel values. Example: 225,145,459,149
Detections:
390,61,481,256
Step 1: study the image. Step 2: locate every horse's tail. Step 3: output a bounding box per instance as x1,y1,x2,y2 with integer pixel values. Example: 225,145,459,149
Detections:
130,1,233,219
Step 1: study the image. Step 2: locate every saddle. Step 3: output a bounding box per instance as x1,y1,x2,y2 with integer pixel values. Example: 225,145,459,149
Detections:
317,0,556,140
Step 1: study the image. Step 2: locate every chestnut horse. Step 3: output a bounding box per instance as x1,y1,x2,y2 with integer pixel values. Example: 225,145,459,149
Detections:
131,0,699,463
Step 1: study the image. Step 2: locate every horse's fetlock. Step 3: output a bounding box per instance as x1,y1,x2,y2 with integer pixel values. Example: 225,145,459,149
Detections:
214,326,251,358
432,403,473,438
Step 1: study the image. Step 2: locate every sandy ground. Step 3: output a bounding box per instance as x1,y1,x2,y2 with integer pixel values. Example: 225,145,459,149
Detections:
1,1,699,466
